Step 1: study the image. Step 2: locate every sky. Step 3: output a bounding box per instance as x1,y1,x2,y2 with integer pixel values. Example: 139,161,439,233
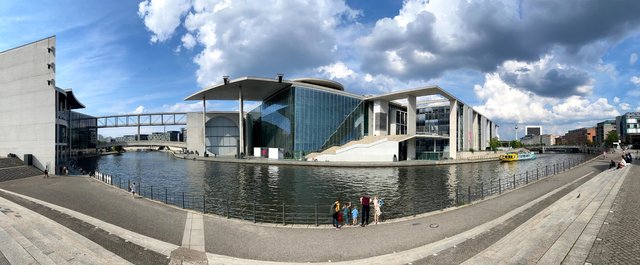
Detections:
2,0,640,139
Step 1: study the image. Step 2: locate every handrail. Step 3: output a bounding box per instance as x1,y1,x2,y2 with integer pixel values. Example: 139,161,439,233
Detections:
90,155,597,226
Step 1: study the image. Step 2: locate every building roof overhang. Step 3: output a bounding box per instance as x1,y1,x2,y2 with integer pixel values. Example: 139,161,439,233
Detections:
61,88,85,109
185,77,293,101
364,85,456,102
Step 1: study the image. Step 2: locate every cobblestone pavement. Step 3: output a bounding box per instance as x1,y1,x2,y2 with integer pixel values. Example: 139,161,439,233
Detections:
587,161,640,265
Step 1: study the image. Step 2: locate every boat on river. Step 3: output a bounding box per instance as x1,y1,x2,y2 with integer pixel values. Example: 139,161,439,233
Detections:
499,149,537,162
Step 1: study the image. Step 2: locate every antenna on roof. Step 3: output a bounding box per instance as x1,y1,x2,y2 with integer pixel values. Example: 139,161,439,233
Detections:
223,76,229,85
277,73,284,83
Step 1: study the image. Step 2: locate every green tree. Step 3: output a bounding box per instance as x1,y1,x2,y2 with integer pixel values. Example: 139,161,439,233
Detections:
604,131,619,147
510,140,522,148
489,137,500,151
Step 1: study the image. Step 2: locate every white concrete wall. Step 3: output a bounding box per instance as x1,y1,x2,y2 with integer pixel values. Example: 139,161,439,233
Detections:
186,112,239,156
373,99,389,136
315,139,399,162
0,37,56,170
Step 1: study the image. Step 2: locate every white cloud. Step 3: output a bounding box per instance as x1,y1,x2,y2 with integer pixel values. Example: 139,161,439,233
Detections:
630,76,640,86
474,73,619,126
141,0,360,87
133,105,145,114
631,52,638,65
181,33,197,50
317,61,356,79
138,0,192,43
613,96,621,103
620,103,631,111
162,102,203,112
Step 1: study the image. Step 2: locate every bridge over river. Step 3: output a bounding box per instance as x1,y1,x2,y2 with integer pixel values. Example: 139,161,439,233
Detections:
97,140,186,149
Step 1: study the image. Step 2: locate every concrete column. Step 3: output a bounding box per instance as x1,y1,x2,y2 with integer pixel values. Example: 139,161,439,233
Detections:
407,139,416,160
473,112,479,150
202,98,206,156
449,100,458,159
239,86,244,158
407,95,416,135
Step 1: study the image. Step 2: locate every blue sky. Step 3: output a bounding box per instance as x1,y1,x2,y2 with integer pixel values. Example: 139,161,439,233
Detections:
2,0,640,139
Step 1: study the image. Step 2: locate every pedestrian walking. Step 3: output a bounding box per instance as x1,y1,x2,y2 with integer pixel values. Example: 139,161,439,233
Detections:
331,198,341,230
130,182,137,198
360,195,370,227
43,168,49,179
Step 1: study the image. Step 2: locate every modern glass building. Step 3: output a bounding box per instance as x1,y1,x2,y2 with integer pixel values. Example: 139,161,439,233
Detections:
186,76,497,162
249,85,364,158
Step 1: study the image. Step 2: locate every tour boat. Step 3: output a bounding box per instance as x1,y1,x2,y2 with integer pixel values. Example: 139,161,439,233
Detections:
499,150,537,162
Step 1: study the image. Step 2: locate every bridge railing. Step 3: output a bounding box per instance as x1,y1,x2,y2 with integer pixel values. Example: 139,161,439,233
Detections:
90,154,598,225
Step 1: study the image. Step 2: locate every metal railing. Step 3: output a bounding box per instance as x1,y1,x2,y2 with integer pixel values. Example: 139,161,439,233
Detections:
90,155,596,225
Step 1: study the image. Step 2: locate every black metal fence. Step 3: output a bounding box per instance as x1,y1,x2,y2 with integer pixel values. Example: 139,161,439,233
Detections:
91,155,595,225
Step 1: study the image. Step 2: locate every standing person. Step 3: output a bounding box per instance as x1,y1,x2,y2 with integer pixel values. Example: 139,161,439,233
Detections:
130,182,137,198
360,195,370,227
352,206,359,226
342,202,351,226
331,199,341,230
372,195,381,225
602,150,607,159
43,168,49,179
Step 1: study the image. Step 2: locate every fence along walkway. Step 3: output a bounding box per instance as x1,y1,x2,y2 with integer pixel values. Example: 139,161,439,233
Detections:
91,156,593,226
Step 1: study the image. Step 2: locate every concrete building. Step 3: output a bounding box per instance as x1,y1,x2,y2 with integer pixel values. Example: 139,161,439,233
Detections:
184,76,497,161
525,126,542,136
521,134,556,146
563,127,596,145
0,36,94,173
595,120,616,146
616,112,640,148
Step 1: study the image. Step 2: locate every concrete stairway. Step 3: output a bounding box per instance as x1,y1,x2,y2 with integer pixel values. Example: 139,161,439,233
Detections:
0,195,129,264
0,158,24,168
0,158,43,182
306,135,411,160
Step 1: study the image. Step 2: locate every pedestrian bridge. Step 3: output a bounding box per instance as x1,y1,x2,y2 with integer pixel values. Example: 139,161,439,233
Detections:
97,141,186,149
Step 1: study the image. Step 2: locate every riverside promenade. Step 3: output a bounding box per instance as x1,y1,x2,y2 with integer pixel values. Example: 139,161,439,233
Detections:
0,156,637,264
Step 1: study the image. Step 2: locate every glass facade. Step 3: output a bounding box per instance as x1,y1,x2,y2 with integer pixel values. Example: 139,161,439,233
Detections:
416,138,449,160
255,86,364,158
205,116,239,156
417,105,450,136
70,111,97,156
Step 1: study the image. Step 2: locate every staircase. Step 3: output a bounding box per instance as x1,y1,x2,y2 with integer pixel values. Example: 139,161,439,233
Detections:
0,158,42,182
306,135,412,161
0,196,129,264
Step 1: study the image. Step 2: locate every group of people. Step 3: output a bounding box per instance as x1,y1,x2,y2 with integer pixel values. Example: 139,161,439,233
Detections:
331,195,384,230
609,151,634,169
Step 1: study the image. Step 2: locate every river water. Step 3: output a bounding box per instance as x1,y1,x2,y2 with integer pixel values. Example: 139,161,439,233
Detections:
77,151,592,222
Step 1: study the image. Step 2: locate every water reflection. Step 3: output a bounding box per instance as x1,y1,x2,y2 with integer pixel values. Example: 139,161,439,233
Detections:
78,152,589,218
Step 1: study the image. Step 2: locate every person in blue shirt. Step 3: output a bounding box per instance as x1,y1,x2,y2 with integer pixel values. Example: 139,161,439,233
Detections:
351,206,359,226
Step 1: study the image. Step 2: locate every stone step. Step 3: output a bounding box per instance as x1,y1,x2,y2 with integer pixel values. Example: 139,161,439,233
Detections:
0,196,131,264
0,158,24,169
0,166,42,182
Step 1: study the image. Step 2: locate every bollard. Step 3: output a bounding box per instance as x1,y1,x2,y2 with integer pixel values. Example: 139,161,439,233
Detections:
203,195,206,213
455,186,459,206
526,171,529,184
182,192,185,209
513,174,516,189
467,186,471,204
545,165,548,176
128,179,130,191
282,203,286,225
253,200,257,223
151,186,154,200
499,178,502,194
537,168,539,180
315,204,318,227
481,182,484,200
165,188,168,204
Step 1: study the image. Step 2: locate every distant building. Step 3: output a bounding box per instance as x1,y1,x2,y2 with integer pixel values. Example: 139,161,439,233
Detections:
521,134,556,146
616,112,640,148
525,126,542,136
595,120,616,146
563,127,596,145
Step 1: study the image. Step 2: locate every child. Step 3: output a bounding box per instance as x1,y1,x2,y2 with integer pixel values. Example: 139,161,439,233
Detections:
342,203,351,226
351,206,359,226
